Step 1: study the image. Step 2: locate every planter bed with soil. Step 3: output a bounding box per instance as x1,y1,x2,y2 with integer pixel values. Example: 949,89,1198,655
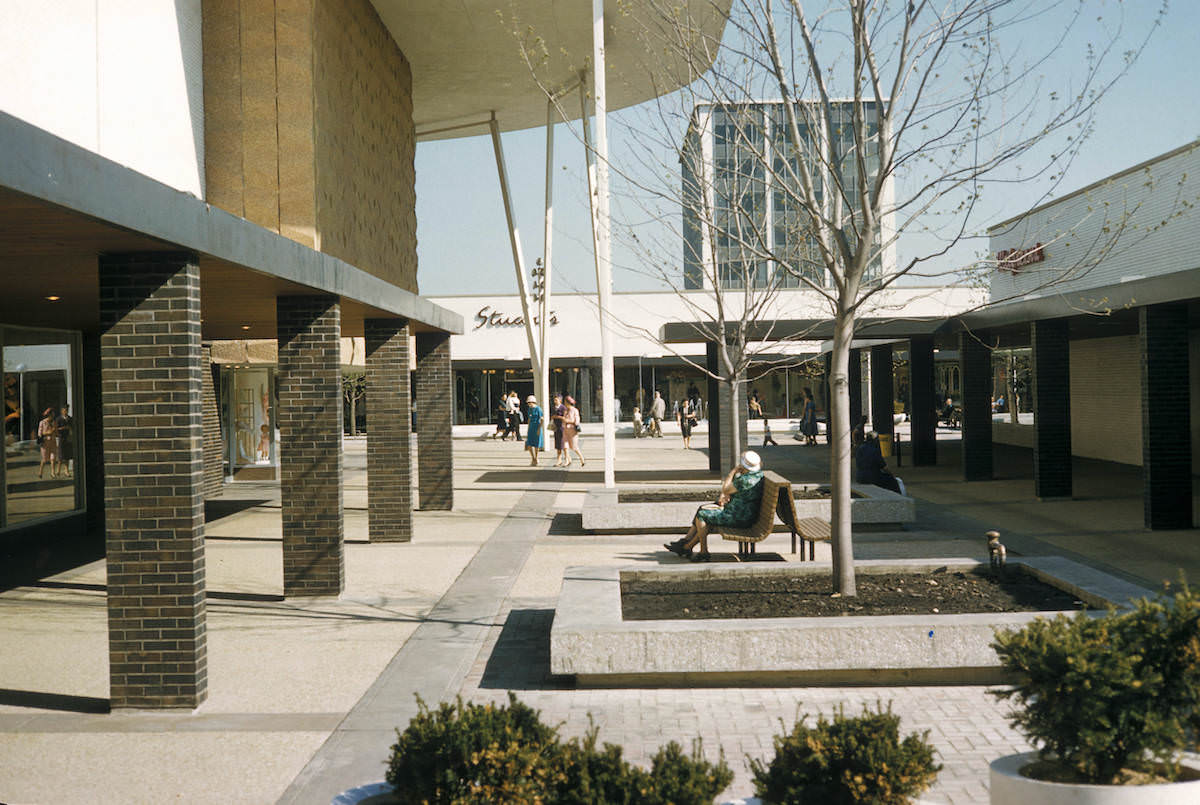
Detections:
550,558,1150,686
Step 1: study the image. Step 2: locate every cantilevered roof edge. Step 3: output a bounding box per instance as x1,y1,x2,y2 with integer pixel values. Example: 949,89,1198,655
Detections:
0,111,463,334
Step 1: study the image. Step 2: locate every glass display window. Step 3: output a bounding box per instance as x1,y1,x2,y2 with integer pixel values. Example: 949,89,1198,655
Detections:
2,326,83,530
225,367,276,471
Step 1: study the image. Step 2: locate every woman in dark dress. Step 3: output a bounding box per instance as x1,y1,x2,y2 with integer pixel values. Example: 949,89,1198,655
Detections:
551,393,567,466
679,398,697,449
800,387,818,445
55,405,73,478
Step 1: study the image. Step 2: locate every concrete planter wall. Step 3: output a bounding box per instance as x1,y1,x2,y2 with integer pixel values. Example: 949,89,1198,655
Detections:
550,558,1150,686
582,483,914,532
990,753,1200,804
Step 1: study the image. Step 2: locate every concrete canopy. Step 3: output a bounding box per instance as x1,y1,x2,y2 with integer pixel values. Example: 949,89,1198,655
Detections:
374,0,733,140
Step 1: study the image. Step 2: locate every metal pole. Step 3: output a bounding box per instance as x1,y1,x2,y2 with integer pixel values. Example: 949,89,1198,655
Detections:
581,8,617,488
540,98,555,422
488,113,543,407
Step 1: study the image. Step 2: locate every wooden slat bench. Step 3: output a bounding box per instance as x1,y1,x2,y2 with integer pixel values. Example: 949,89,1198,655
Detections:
794,516,831,562
715,470,809,559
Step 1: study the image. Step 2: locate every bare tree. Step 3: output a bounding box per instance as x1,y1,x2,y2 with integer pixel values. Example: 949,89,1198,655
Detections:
511,1,1169,594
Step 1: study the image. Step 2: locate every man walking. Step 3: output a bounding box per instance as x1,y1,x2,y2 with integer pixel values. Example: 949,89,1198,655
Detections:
650,390,666,438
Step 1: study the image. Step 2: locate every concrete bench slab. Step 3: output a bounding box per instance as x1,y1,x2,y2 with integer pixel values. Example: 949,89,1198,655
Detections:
550,557,1151,686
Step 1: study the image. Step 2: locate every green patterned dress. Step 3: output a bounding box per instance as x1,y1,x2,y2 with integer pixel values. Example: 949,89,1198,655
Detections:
696,470,764,527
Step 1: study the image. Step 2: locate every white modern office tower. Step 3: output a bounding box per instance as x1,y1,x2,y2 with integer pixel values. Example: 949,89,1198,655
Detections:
682,101,896,291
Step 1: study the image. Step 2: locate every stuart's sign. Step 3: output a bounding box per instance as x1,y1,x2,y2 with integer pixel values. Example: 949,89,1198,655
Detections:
996,243,1046,273
474,305,559,330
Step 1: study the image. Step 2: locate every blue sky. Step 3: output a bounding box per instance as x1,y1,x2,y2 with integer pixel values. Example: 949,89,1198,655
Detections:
415,1,1199,298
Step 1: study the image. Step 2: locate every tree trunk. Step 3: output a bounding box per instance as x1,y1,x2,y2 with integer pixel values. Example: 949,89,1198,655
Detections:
830,311,857,596
349,395,357,437
727,377,741,470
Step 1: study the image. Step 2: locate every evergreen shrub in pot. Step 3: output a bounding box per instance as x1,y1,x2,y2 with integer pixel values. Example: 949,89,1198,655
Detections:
988,585,1200,804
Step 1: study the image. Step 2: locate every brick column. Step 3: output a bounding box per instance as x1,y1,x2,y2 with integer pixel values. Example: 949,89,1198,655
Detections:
1032,319,1072,498
823,353,833,444
365,318,412,541
415,332,453,510
1140,304,1192,529
706,342,721,473
200,346,223,499
277,295,343,597
848,348,863,429
959,332,993,481
909,336,937,465
870,344,894,438
716,376,748,473
99,253,206,709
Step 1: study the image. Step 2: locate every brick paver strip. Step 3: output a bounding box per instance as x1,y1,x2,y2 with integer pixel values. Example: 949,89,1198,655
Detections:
277,477,564,804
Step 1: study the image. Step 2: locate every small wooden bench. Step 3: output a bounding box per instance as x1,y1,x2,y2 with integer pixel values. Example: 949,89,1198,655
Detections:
794,516,831,562
716,470,809,559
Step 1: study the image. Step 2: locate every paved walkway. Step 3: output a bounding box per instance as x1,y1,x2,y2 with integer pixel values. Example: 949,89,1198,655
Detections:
0,431,1195,803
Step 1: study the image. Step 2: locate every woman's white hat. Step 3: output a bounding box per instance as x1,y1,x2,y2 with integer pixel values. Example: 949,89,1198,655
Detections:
526,395,537,403
740,450,762,472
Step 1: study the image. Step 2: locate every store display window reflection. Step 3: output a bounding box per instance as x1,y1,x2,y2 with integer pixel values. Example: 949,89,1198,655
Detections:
3,327,83,530
225,367,276,470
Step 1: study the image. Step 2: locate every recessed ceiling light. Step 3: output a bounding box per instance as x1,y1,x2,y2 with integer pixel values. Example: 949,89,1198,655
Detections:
45,295,60,302
241,325,251,331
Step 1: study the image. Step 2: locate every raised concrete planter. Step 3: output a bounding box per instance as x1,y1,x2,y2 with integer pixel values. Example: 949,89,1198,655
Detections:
989,753,1200,804
582,483,914,532
550,558,1150,686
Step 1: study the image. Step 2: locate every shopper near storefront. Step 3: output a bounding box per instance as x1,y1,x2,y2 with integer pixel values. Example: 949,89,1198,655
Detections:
524,395,544,466
650,390,666,437
679,398,697,448
561,395,585,467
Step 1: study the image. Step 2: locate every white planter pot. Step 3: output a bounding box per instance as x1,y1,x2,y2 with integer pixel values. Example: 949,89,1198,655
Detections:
990,752,1200,804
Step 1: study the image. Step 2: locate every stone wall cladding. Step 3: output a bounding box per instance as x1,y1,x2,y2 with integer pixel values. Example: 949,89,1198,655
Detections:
909,336,937,466
415,332,453,510
365,319,412,541
276,295,344,596
959,333,994,481
201,346,224,498
98,253,207,709
870,345,894,437
201,0,415,290
312,0,417,291
1140,304,1192,528
1032,319,1072,498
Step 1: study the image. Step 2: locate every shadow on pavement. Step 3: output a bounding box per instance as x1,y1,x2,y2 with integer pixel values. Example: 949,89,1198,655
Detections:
0,688,110,714
478,609,573,691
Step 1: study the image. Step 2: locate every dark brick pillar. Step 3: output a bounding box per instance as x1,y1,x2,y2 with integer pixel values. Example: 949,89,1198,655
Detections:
909,336,937,466
870,344,894,438
848,348,863,429
415,332,453,510
277,295,343,597
959,333,993,481
823,353,833,444
706,342,721,473
1141,304,1192,529
716,376,748,473
365,318,412,541
1032,319,1072,498
200,346,223,499
82,332,106,536
99,253,206,709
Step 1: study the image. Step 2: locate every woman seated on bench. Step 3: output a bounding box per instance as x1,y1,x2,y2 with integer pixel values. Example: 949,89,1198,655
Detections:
664,450,764,562
853,426,905,495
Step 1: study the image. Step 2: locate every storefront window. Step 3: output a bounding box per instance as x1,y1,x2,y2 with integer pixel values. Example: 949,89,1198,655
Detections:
3,327,82,529
225,367,275,470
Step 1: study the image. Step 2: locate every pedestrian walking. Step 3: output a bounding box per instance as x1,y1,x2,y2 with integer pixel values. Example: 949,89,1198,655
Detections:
679,398,697,448
650,390,666,437
561,395,585,467
762,415,778,446
551,393,568,466
524,395,544,466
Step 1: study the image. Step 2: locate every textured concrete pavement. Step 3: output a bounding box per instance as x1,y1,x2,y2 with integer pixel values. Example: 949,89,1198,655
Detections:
2,429,1195,804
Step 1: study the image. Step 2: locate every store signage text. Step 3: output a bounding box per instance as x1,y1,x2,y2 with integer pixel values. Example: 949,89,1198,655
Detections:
996,243,1045,273
474,305,560,330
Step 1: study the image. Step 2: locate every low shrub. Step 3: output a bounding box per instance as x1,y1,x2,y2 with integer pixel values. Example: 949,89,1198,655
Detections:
748,703,940,804
991,584,1200,784
386,694,733,805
